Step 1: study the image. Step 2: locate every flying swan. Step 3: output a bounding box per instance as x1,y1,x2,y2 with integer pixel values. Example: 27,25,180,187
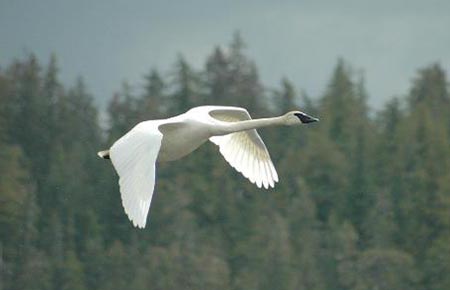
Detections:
98,106,318,228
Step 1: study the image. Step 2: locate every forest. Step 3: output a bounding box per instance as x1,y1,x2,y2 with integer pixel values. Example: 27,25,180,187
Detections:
0,34,449,290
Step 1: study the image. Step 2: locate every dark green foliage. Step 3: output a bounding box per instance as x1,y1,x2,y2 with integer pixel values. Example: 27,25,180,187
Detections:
0,36,449,290
169,56,202,114
139,69,167,119
273,77,297,114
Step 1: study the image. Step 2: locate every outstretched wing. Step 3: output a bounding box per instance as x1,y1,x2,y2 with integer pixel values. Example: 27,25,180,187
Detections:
208,107,279,189
109,124,163,228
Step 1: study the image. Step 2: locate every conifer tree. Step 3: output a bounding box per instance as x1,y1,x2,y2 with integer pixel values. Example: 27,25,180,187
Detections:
139,69,166,119
227,32,264,113
397,66,450,257
274,77,297,114
1,37,450,290
60,250,87,290
169,55,202,113
205,46,232,105
107,81,139,141
317,59,374,233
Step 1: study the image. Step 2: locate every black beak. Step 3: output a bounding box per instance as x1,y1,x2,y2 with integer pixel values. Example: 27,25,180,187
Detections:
295,113,319,124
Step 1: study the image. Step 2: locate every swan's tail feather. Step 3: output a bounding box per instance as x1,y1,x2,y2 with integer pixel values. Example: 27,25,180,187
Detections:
97,150,110,159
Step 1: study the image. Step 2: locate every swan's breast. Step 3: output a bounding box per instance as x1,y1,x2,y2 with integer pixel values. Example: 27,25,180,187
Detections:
157,120,211,162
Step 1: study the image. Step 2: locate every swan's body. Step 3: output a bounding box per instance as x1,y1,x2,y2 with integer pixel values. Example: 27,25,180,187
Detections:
99,106,318,228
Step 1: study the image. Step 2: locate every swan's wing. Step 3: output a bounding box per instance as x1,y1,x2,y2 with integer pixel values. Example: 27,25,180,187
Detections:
109,124,162,228
208,107,279,189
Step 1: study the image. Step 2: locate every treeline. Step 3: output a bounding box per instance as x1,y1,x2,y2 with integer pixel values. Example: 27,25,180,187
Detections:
0,34,449,290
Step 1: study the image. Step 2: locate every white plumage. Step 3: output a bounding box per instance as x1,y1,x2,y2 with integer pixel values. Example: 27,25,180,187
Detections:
109,125,162,228
209,110,279,189
99,105,318,228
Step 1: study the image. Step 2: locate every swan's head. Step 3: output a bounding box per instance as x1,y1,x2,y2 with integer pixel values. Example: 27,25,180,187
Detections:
284,111,319,126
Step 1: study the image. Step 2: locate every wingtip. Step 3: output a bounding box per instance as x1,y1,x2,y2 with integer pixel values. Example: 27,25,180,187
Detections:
136,223,146,229
121,196,147,229
130,217,146,229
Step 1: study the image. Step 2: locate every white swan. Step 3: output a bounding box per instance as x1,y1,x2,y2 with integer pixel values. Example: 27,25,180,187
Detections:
98,105,318,228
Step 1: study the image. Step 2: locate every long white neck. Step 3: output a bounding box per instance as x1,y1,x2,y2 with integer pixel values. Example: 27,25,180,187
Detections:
216,116,286,135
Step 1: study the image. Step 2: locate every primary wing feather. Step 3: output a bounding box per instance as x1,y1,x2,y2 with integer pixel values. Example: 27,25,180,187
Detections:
109,124,162,228
209,107,279,189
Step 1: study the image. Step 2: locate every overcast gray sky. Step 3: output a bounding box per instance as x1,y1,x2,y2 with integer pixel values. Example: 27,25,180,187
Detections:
1,0,449,109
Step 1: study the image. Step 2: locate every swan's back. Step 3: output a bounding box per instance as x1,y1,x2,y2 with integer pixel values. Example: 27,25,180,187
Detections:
157,119,211,162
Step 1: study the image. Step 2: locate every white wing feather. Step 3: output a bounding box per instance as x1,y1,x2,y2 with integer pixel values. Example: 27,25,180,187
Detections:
109,124,162,228
209,108,279,189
